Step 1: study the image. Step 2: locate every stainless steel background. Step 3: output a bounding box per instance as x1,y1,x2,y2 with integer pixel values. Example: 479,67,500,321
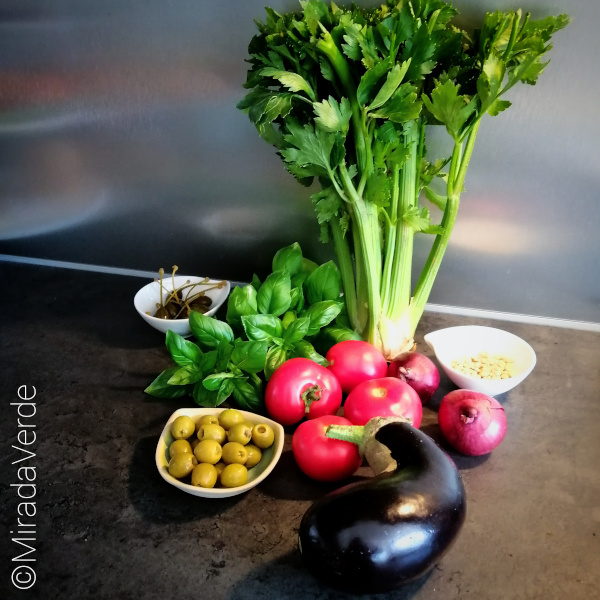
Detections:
0,0,598,323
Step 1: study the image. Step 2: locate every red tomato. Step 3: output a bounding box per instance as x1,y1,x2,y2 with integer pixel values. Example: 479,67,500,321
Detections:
292,415,362,481
343,377,422,428
325,340,388,394
265,358,342,426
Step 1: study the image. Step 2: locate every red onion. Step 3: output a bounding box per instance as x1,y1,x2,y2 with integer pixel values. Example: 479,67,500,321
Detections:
387,352,440,403
438,390,507,456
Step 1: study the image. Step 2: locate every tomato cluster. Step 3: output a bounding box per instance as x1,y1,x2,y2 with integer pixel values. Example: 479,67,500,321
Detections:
264,340,429,482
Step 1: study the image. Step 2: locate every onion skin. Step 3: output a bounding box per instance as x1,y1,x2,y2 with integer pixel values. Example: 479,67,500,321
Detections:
438,390,508,456
387,352,440,403
298,422,466,594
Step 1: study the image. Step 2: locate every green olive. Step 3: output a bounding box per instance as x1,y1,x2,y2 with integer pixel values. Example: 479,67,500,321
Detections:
169,439,192,459
221,442,248,465
191,463,218,488
214,461,227,479
194,439,222,464
218,409,246,430
220,463,248,488
227,423,253,445
197,423,226,444
196,415,219,429
191,438,200,452
244,444,262,468
171,415,195,440
252,423,275,449
168,452,197,479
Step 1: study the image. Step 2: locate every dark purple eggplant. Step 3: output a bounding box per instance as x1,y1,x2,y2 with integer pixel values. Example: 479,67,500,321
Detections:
298,420,466,594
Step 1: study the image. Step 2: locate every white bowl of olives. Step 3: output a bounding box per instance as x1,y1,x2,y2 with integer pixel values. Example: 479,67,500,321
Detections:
134,269,230,337
155,407,285,498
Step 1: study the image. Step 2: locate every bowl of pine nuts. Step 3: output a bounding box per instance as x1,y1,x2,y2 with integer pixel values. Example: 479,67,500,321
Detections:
423,326,536,396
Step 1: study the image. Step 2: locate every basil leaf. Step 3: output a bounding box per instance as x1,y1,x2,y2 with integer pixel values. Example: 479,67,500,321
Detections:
231,378,263,412
257,270,292,316
291,272,308,288
251,273,261,291
303,300,343,336
196,350,218,376
272,242,303,276
226,284,258,329
302,257,319,275
167,364,205,386
165,330,203,366
293,340,328,366
304,261,341,305
230,340,268,374
203,372,237,391
289,286,303,311
189,313,234,349
265,345,287,380
315,325,362,354
217,379,235,405
145,367,190,398
215,341,233,371
241,314,283,342
283,316,310,344
192,382,220,408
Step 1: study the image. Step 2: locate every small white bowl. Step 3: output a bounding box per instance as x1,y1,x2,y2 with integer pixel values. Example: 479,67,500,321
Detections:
423,325,536,396
134,275,230,336
155,407,284,498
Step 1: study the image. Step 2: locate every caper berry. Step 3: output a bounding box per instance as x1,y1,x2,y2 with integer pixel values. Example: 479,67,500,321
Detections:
154,306,171,319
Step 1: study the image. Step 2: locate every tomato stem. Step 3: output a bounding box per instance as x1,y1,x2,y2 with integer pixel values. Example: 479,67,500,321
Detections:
301,385,322,413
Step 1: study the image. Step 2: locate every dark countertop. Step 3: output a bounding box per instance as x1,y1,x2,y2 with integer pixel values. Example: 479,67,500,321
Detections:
1,262,599,600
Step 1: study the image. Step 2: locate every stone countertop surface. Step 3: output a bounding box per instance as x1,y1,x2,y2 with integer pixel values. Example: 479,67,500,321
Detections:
0,262,599,600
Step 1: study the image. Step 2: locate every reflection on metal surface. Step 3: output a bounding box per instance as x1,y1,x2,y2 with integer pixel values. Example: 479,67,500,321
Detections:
0,0,598,323
451,217,537,255
198,207,297,243
0,192,106,240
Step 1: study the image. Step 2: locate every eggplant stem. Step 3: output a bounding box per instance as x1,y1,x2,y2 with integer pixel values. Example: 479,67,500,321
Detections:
325,424,366,448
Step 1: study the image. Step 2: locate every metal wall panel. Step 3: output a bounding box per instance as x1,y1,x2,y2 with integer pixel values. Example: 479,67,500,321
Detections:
0,0,598,323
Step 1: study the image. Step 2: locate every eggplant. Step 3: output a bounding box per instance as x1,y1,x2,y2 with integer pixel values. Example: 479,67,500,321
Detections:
298,420,466,594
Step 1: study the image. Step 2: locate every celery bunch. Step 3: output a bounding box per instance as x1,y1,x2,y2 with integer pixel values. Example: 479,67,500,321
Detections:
238,0,569,358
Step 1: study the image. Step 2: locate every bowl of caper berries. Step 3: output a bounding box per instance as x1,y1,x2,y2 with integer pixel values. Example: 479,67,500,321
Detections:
134,266,230,337
156,407,285,498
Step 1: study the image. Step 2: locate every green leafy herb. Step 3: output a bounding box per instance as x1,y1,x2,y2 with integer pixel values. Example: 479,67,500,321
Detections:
239,0,569,358
146,242,344,411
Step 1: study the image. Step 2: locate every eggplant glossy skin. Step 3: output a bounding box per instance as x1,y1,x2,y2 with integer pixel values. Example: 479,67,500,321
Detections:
298,422,466,594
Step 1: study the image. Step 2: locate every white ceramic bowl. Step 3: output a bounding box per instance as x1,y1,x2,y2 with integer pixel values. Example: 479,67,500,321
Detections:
155,407,284,498
423,325,536,396
134,275,230,336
